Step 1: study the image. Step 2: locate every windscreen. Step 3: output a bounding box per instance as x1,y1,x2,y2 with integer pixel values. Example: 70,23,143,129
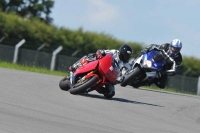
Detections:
152,51,165,63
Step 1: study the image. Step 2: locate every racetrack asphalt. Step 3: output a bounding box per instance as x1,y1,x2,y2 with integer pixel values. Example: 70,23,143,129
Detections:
0,67,200,133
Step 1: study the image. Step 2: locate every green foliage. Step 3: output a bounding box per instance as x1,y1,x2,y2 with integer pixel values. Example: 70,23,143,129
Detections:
178,56,200,77
0,11,144,56
0,11,200,77
0,0,54,24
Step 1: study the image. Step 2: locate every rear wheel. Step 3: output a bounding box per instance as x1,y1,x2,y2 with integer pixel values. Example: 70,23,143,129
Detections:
121,67,141,87
59,77,72,91
68,76,99,95
103,91,115,99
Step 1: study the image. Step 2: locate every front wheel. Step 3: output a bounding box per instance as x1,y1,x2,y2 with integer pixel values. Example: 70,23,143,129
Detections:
59,77,72,91
121,67,141,87
68,76,99,95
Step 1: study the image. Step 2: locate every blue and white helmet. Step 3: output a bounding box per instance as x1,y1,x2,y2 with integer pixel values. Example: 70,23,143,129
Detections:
169,39,182,57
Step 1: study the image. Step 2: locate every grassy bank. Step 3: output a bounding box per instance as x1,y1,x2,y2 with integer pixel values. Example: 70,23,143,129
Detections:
143,85,196,95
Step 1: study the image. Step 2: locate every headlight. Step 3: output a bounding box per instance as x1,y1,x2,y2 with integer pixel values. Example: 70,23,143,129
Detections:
144,60,152,68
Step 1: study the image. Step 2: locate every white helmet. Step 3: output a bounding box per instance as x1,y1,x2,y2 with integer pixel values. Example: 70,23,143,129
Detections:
169,39,182,57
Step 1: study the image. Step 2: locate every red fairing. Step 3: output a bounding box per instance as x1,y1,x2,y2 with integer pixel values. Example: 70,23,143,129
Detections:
74,60,99,76
98,54,119,83
74,54,119,84
67,54,120,95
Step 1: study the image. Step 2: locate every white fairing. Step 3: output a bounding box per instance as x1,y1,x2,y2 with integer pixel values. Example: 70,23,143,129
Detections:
132,55,143,66
146,72,156,77
132,55,157,80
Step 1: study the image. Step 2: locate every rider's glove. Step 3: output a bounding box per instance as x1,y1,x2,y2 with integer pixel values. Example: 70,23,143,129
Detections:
160,50,174,64
141,49,148,54
166,57,173,64
69,65,76,72
96,49,106,59
141,46,159,54
152,46,159,51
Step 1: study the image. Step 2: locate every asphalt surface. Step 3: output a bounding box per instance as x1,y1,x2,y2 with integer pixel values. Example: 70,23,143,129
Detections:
0,67,200,133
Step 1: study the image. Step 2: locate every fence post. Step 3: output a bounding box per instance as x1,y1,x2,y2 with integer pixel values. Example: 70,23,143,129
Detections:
13,39,26,64
71,49,80,57
50,46,63,71
34,44,46,64
197,76,200,95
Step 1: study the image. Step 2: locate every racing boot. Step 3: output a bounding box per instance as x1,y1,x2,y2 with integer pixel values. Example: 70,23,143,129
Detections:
115,76,124,84
103,84,115,99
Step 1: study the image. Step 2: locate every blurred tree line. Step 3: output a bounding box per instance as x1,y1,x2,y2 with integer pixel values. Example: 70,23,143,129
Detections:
0,0,54,24
0,4,199,77
0,10,143,57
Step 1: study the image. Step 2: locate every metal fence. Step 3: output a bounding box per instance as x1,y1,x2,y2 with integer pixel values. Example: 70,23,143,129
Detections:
166,75,198,94
0,43,199,94
0,44,79,72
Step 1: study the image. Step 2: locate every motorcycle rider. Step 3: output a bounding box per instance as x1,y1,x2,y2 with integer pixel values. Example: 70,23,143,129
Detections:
140,39,182,88
68,44,133,97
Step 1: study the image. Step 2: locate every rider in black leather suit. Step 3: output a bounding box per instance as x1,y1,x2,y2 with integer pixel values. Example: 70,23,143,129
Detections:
141,39,182,88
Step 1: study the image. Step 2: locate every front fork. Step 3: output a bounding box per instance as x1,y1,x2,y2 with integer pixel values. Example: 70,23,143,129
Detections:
69,71,74,85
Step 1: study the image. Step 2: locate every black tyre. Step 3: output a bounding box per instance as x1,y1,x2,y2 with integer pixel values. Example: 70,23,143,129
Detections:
154,82,165,89
68,76,98,95
131,84,140,88
59,78,72,91
103,91,115,99
154,73,168,89
121,67,141,87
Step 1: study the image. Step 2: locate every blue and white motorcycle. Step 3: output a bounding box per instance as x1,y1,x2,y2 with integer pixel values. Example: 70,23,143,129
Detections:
121,49,173,88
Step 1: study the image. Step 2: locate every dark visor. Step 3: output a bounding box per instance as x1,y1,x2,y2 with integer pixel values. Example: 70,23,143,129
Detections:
172,47,180,53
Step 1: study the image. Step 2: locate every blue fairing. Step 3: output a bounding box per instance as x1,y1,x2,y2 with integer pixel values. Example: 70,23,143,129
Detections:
143,50,165,71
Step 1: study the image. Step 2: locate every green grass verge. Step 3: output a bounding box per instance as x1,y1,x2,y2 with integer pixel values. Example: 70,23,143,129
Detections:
142,85,196,95
0,61,67,77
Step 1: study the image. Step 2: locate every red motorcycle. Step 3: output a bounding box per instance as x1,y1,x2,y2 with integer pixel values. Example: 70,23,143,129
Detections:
59,54,120,98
